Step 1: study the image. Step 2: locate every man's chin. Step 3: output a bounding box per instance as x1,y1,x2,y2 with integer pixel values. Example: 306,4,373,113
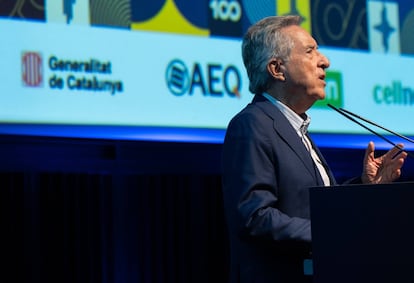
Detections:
311,93,325,101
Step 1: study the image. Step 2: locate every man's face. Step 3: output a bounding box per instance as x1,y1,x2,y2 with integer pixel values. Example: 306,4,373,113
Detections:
281,25,330,102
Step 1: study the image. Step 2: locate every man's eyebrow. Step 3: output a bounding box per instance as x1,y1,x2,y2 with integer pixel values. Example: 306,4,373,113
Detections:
305,44,316,50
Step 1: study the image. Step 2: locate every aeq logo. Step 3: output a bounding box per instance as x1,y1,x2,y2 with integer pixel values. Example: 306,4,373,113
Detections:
166,59,190,96
22,52,43,87
165,59,242,98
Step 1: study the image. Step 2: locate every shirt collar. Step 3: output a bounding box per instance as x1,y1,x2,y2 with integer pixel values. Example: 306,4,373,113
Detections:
262,92,311,136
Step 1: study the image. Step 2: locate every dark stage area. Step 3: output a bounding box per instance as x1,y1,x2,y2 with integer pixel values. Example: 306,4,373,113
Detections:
2,134,414,283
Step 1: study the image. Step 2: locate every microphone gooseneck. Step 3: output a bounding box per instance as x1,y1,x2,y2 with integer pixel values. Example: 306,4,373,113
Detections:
338,107,414,144
327,103,414,158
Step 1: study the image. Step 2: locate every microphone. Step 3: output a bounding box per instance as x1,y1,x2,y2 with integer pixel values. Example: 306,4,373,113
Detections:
327,104,414,158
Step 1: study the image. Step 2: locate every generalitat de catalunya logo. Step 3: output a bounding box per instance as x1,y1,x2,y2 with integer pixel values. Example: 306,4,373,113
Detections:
22,51,43,87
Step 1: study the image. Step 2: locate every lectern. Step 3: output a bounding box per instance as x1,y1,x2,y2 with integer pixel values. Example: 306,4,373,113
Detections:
310,182,414,283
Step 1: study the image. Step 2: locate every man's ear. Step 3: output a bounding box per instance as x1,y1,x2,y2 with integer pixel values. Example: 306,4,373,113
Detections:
267,59,285,81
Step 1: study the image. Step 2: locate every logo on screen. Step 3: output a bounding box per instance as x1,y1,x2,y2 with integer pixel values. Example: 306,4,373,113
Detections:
209,0,243,37
166,59,190,95
313,70,343,108
22,52,43,87
367,1,400,54
165,59,242,98
373,81,414,106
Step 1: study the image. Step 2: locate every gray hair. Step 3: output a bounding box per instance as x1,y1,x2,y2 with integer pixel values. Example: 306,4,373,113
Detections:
241,15,302,95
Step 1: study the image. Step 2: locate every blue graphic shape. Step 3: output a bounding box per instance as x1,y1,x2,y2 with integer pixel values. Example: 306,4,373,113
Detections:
63,0,76,24
166,59,190,96
130,0,165,22
399,3,414,54
242,0,276,26
374,3,395,52
175,0,207,29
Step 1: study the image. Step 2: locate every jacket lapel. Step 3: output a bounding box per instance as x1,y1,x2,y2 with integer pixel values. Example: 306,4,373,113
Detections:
252,95,322,183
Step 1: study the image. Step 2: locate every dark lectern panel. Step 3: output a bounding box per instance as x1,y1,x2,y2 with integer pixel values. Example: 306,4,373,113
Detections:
310,182,414,283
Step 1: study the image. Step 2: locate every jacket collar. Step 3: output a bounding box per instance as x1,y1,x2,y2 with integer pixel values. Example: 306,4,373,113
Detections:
251,94,329,186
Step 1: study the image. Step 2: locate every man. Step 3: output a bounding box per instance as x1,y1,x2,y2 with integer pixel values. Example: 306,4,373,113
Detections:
221,15,407,283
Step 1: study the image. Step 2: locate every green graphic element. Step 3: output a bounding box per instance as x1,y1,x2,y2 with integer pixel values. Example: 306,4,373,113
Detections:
314,70,343,108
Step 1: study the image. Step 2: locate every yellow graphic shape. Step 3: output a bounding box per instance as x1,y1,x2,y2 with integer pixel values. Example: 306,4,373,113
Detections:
131,0,209,36
277,1,311,33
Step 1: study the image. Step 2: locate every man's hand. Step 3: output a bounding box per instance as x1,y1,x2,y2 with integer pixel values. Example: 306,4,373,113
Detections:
361,141,408,184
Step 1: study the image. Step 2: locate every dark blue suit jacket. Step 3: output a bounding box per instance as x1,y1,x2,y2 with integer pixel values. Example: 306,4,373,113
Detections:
221,94,337,283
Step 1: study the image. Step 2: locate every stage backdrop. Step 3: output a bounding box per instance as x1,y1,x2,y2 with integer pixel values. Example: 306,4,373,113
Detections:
1,0,414,149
